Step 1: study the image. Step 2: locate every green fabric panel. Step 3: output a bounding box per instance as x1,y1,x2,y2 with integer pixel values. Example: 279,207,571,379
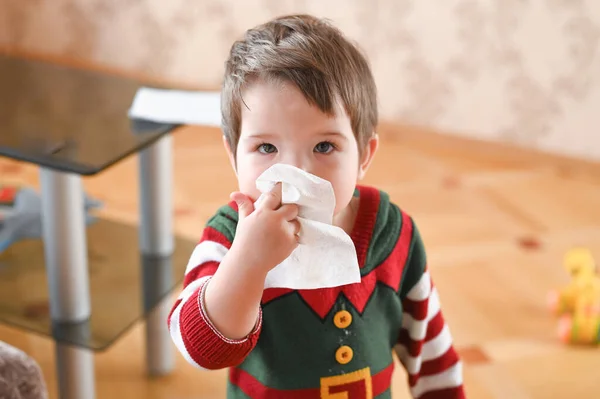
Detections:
398,218,427,299
205,204,238,243
238,285,403,390
376,388,392,398
361,192,402,277
226,380,252,399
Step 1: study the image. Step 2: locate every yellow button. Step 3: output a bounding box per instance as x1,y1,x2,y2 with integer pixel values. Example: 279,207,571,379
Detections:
333,310,352,329
335,345,353,365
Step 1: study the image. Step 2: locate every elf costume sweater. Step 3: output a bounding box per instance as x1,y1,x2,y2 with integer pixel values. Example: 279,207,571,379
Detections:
168,185,465,398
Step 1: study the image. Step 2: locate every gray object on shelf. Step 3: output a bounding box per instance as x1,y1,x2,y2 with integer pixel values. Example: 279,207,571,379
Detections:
0,187,102,254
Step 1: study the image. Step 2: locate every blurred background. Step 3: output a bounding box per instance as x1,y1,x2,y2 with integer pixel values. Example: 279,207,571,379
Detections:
2,0,598,159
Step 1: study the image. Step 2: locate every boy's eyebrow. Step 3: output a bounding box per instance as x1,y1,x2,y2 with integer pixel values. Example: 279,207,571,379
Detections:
243,131,348,140
318,131,347,140
243,133,277,140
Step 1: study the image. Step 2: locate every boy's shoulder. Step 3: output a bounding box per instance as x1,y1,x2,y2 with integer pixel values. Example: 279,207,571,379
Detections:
354,184,412,222
355,183,418,236
355,184,419,273
359,185,429,297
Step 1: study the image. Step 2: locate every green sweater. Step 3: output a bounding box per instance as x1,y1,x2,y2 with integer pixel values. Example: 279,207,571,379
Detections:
168,185,465,398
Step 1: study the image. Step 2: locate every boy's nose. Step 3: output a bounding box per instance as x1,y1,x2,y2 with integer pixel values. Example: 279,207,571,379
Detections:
281,156,311,174
288,163,312,175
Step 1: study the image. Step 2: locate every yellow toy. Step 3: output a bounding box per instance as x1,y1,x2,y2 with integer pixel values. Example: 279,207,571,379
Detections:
547,247,600,345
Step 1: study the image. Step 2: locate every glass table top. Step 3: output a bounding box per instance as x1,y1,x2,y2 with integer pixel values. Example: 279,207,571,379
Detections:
0,54,178,175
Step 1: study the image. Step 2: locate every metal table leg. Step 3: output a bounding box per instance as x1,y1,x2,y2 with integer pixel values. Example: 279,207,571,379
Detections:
40,169,95,399
138,135,175,376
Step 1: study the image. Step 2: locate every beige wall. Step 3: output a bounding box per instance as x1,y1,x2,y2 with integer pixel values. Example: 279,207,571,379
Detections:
1,0,599,160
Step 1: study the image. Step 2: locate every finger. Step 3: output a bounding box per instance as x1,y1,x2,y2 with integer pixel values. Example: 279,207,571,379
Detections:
288,219,301,240
277,203,299,221
257,182,282,210
288,219,302,235
230,191,255,220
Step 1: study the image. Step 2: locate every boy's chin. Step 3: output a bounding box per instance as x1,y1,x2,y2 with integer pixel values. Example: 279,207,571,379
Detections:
333,195,359,217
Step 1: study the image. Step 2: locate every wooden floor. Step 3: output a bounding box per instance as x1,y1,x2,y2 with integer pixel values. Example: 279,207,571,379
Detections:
1,123,599,398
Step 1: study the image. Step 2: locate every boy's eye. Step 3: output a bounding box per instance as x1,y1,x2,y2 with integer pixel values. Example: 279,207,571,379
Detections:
258,143,277,154
314,141,335,154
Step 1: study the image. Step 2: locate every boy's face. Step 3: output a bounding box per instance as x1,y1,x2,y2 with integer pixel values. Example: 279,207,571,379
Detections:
224,79,378,216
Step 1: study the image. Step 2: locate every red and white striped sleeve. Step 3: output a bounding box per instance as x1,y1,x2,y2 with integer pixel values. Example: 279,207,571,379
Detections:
395,268,465,398
167,207,262,370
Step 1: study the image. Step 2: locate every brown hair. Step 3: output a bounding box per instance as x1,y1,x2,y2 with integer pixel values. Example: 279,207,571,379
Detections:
221,14,378,159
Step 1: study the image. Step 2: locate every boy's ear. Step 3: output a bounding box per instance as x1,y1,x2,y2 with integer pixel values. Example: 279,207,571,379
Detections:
358,133,379,180
222,135,238,176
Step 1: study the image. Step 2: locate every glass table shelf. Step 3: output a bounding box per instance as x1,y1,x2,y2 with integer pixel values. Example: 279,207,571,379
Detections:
0,217,196,351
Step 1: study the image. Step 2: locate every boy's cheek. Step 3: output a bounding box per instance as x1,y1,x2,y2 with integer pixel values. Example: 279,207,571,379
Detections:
235,172,263,204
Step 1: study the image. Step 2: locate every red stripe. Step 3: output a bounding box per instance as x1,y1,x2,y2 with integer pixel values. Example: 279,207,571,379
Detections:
408,348,460,386
167,298,182,326
401,274,433,321
183,261,219,287
419,385,465,399
398,328,420,358
262,287,294,305
231,368,314,399
373,363,395,396
350,186,380,268
374,210,414,291
419,347,460,379
229,362,395,398
424,311,445,341
402,297,428,321
227,200,239,212
182,226,232,288
397,309,446,358
200,226,233,249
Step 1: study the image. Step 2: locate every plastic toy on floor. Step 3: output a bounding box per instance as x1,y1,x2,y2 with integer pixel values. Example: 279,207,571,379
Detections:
0,183,102,254
547,247,600,345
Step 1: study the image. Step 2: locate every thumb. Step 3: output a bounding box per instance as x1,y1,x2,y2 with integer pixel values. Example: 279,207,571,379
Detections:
230,192,254,220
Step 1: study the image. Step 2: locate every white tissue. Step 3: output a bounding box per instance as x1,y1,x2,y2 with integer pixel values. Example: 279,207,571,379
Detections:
254,164,361,290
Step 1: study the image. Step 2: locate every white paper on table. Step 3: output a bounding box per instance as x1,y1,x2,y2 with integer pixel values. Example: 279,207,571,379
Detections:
127,87,222,127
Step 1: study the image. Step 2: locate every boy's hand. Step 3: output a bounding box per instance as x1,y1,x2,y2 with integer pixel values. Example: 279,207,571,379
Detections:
229,183,300,275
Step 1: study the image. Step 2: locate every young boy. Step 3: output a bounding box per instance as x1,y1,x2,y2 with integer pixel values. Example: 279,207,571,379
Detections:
168,14,465,399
